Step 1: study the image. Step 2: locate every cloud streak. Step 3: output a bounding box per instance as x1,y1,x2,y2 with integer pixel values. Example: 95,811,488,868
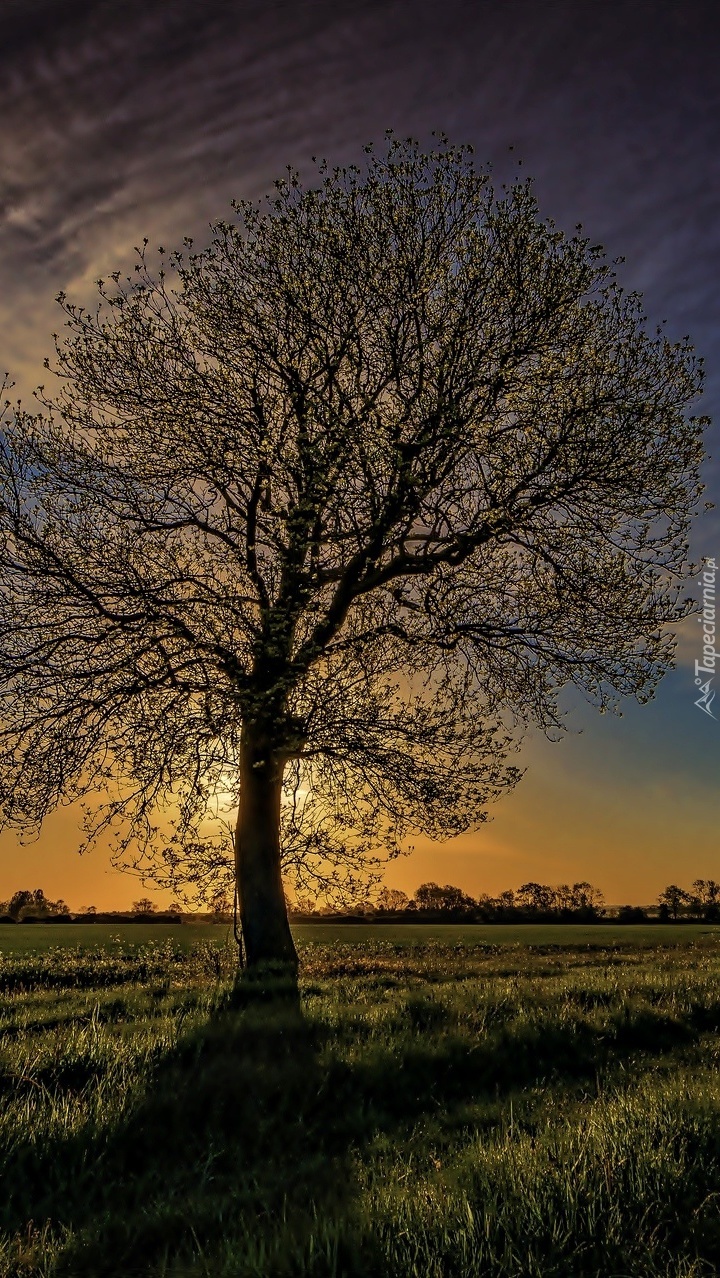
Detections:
2,2,719,393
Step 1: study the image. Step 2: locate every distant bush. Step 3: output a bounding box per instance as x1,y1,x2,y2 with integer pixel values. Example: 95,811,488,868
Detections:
83,912,183,925
20,912,74,924
617,906,648,923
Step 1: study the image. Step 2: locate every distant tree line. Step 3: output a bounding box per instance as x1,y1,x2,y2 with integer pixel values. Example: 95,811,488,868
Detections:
656,881,720,922
2,881,718,925
0,890,185,924
293,880,608,922
293,880,720,924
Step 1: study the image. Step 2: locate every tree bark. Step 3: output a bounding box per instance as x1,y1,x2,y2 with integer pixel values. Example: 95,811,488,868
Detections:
235,728,298,971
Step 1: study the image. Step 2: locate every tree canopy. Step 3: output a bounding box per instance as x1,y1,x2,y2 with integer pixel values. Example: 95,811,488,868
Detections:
0,889,70,921
0,134,706,967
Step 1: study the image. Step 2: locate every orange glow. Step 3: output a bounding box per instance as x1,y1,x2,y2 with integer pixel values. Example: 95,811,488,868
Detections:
0,709,716,911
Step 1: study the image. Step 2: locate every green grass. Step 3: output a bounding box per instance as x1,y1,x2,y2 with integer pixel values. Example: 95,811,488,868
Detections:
3,920,720,955
292,921,720,948
0,923,232,954
4,933,720,1275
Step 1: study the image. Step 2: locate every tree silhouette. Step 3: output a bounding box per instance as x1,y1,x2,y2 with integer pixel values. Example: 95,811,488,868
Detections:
691,879,720,920
516,882,557,913
376,886,410,912
658,884,690,921
2,889,69,920
131,897,157,915
569,881,605,917
208,889,232,921
414,882,476,913
0,135,706,969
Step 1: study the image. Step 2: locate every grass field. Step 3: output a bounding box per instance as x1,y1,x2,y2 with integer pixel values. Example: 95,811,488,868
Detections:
2,920,720,954
0,923,228,955
4,930,720,1276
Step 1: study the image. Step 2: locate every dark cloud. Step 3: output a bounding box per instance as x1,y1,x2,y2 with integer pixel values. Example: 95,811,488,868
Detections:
0,0,717,506
1,1,718,493
1,6,717,305
2,1,716,480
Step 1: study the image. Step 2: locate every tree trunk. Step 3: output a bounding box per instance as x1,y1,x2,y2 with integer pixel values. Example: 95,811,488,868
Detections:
235,729,298,971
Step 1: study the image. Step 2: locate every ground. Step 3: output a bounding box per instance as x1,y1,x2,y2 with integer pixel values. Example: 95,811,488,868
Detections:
2,924,720,1276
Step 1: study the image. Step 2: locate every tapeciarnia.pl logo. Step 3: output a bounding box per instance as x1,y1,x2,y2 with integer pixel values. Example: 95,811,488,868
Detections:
695,557,717,719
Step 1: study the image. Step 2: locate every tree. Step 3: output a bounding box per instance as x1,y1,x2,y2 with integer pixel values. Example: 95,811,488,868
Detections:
414,882,476,913
658,885,689,921
290,893,318,916
131,897,157,915
617,905,647,923
516,882,557,914
6,890,36,921
5,888,69,919
692,879,720,921
0,135,706,971
413,882,439,911
569,881,605,917
376,886,410,912
209,889,232,921
553,883,574,913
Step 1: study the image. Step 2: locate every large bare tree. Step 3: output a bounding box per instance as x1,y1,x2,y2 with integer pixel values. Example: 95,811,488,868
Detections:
0,136,706,969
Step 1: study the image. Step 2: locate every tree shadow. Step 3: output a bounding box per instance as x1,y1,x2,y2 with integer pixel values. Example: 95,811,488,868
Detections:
5,971,355,1277
2,965,710,1276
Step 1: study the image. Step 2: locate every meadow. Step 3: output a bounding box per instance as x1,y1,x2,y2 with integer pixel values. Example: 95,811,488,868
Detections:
4,926,720,1276
3,920,720,953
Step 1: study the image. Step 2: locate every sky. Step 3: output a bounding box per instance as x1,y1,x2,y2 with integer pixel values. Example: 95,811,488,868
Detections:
0,0,718,909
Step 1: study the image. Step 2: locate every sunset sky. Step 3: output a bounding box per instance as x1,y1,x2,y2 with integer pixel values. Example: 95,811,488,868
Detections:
0,0,718,910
